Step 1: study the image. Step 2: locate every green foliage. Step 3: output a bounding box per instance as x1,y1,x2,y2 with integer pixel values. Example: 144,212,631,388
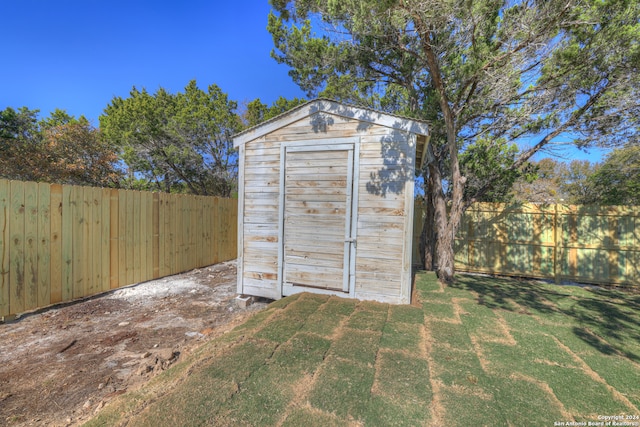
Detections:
100,80,241,196
561,159,600,204
40,111,121,186
0,106,42,181
460,138,536,202
589,145,640,205
268,0,640,277
243,96,306,127
513,150,640,206
0,106,120,186
512,158,599,204
269,0,639,159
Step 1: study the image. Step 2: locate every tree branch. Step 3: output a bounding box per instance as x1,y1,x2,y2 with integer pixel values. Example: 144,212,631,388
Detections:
468,76,612,206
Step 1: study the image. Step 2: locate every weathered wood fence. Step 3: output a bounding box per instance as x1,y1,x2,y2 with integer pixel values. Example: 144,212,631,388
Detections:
414,202,640,287
0,179,237,318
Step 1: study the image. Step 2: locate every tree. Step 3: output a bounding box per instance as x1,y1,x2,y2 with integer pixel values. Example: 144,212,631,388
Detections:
100,81,242,196
460,138,537,203
561,159,599,205
510,158,602,204
268,0,640,282
0,106,42,181
40,111,121,187
243,96,307,127
0,107,120,186
511,158,565,203
588,145,640,205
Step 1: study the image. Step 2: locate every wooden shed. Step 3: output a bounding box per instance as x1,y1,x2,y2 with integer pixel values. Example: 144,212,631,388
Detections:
234,99,429,304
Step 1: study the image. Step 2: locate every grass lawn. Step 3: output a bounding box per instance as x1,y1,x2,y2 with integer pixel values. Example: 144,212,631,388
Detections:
85,273,640,426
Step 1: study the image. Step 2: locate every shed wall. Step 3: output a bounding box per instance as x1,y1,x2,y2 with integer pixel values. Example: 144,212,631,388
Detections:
356,130,414,302
240,137,281,299
239,111,416,303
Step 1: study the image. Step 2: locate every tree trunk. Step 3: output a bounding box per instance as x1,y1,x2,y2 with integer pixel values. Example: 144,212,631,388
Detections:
415,14,467,284
421,170,436,270
428,160,456,282
421,137,466,283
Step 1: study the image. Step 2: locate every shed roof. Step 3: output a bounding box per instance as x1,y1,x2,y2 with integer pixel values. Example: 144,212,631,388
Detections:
233,98,430,148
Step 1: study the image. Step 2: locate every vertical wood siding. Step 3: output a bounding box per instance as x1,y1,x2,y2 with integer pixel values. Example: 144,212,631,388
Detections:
0,179,237,318
241,137,281,299
355,130,412,301
283,149,350,291
240,112,416,303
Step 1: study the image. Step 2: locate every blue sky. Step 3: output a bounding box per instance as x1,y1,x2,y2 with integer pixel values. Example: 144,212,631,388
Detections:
1,0,607,163
0,0,305,123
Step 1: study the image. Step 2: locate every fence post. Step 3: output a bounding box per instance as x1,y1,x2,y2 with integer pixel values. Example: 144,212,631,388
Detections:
553,204,561,285
50,184,62,304
0,180,9,318
152,193,160,279
37,182,51,308
109,189,119,289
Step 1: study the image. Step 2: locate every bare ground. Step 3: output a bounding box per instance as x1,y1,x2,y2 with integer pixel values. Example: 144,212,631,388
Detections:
0,260,267,427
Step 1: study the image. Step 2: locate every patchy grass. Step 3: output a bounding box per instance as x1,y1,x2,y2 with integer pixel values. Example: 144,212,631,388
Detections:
85,273,640,427
429,320,474,350
280,407,349,427
346,307,388,331
308,358,375,420
364,352,432,426
423,300,457,320
379,321,422,354
489,375,567,424
387,304,424,324
330,329,381,365
439,386,506,426
430,345,486,388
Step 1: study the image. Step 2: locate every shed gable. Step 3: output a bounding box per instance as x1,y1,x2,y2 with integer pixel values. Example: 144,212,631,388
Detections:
234,99,429,146
235,99,428,304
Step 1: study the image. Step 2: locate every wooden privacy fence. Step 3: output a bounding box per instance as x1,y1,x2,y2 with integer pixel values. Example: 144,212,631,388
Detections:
414,202,640,287
0,179,237,318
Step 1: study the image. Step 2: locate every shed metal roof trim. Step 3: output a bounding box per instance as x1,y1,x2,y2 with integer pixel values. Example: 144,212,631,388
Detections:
233,98,430,148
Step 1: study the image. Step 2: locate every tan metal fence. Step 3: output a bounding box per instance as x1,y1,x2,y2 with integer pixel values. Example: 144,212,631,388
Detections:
0,179,237,318
414,202,640,287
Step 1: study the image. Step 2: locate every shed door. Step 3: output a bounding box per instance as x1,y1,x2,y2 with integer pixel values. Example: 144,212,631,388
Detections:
282,145,355,294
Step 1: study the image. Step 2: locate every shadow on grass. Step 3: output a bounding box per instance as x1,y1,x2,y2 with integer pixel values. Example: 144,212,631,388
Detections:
449,274,640,362
572,327,620,356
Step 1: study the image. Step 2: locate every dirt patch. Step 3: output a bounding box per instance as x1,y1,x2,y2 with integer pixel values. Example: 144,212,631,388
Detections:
0,260,268,427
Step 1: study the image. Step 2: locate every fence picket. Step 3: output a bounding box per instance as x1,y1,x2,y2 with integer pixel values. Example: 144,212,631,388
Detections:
0,180,9,317
110,189,119,289
101,188,110,292
37,183,51,307
132,190,141,284
0,178,238,318
73,186,85,299
415,202,640,287
24,181,38,311
125,190,134,285
91,187,103,294
9,181,25,315
61,185,73,302
145,191,153,280
152,193,159,279
158,193,167,277
118,190,127,289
